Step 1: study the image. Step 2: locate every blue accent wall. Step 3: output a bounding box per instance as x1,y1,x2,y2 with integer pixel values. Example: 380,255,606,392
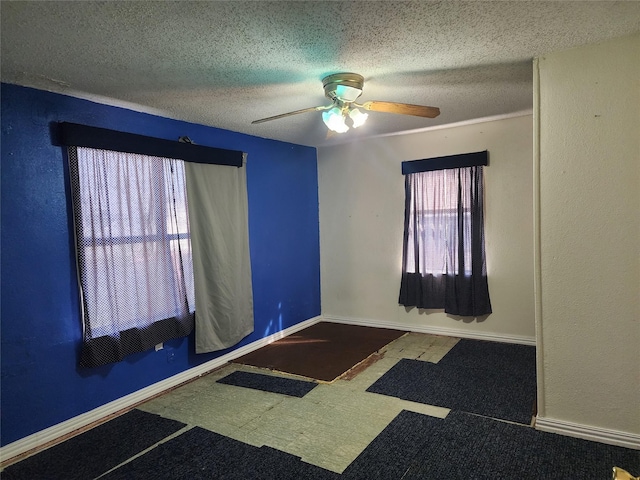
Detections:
0,83,321,446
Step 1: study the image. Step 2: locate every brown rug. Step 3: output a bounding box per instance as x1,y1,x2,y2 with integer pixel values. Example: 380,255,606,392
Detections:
232,322,406,382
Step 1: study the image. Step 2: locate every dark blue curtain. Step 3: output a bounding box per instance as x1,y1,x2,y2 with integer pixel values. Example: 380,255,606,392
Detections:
399,152,491,317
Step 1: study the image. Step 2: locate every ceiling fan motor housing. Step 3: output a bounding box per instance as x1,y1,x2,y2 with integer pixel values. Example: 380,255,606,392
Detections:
322,73,365,103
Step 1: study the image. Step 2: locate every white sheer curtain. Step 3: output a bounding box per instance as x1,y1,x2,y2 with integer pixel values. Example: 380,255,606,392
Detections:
69,147,195,367
405,169,472,276
185,154,254,353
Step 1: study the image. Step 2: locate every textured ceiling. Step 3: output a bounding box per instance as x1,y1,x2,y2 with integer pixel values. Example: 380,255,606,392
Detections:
2,1,639,147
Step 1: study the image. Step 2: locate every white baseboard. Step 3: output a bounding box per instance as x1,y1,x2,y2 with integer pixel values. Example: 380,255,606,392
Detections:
0,315,322,463
535,416,640,450
322,314,536,346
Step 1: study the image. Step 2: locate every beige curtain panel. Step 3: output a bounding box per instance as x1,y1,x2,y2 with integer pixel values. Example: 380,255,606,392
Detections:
185,154,254,354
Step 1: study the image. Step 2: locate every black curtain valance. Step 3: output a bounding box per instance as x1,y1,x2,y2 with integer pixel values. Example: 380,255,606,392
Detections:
402,150,488,175
55,122,243,167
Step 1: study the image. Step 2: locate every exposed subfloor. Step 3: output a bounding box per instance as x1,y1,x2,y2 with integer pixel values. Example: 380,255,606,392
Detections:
137,332,457,474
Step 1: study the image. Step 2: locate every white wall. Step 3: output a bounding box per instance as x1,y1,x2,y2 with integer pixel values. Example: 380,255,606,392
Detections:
535,33,640,440
318,113,535,343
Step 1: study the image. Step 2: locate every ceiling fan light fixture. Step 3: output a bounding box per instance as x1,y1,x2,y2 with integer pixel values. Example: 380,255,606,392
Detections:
348,107,368,128
252,72,440,131
322,107,349,133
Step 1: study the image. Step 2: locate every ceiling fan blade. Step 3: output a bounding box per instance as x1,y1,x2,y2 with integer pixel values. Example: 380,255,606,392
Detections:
252,105,331,124
359,101,440,118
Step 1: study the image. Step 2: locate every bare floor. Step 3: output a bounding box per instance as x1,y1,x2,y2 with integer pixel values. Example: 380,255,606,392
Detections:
137,332,458,474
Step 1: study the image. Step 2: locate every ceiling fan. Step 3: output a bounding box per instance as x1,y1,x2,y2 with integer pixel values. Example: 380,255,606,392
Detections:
251,72,440,133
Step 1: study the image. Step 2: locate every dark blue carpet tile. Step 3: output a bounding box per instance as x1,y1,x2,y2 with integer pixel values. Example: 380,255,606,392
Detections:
403,411,640,480
342,411,445,480
343,410,639,480
438,338,536,376
217,370,317,397
104,426,339,480
366,358,536,424
251,445,340,480
2,409,186,480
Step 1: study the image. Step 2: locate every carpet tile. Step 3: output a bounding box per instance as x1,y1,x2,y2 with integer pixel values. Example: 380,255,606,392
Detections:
103,426,339,480
366,358,536,424
216,370,317,397
2,409,186,480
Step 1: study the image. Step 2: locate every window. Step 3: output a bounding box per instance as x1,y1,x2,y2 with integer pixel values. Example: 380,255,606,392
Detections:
399,152,491,316
69,146,195,367
60,121,252,365
404,170,472,276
